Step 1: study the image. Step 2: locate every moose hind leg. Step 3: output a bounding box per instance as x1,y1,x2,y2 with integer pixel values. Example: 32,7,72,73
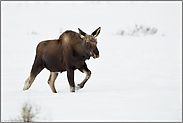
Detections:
48,72,58,93
76,64,91,90
23,55,44,91
23,76,35,91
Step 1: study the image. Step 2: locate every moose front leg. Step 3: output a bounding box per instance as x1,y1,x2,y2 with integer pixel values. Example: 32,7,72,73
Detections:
66,68,75,92
76,63,91,90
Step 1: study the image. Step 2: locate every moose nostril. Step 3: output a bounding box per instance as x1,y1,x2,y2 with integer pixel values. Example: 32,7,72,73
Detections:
93,49,99,55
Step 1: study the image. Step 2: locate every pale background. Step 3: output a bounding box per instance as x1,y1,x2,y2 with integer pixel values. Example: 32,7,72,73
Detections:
1,1,182,122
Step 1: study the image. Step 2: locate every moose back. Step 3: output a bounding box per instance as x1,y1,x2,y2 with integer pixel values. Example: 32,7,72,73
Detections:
23,27,101,93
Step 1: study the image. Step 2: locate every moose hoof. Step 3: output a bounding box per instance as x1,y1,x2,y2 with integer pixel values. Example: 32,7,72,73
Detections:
75,85,81,90
23,83,30,91
48,81,50,84
51,88,57,93
70,87,75,92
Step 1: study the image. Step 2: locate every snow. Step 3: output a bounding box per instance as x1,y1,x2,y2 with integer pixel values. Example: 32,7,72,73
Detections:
1,1,182,122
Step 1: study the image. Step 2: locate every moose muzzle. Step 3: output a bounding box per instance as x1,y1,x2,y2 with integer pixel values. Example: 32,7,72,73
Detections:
90,48,99,59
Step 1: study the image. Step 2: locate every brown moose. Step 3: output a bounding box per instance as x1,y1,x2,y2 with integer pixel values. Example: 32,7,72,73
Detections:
23,27,101,93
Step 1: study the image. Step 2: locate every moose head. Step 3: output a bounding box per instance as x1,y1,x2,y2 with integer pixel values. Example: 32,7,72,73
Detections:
78,27,101,59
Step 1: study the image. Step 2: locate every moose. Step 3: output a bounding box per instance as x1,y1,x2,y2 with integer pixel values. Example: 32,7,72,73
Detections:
23,27,101,93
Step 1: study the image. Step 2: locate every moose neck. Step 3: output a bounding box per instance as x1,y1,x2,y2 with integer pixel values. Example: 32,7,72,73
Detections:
75,41,90,60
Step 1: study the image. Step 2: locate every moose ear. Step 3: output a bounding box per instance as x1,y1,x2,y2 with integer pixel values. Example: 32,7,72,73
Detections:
91,27,101,38
78,28,86,38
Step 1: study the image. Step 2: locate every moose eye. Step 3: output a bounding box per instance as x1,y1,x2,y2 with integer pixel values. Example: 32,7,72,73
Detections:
86,42,90,48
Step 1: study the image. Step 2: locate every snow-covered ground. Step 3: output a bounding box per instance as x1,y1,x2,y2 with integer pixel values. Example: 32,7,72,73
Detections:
1,1,182,122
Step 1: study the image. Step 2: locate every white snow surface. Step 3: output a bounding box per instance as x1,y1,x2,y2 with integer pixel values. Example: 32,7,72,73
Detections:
1,1,182,122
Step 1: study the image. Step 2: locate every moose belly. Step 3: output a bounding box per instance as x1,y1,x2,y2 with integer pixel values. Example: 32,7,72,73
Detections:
44,61,66,72
45,63,66,72
42,55,66,72
44,60,84,72
42,54,85,72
